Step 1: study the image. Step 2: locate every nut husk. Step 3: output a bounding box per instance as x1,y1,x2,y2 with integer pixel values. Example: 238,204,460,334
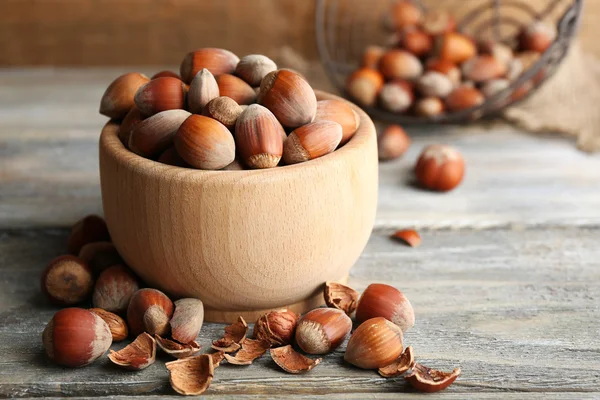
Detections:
324,281,359,315
223,338,270,365
166,354,215,395
212,316,248,352
270,344,322,374
155,335,201,359
108,332,156,370
405,364,461,392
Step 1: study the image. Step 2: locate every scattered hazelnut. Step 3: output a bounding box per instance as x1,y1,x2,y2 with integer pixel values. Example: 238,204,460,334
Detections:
435,32,476,64
345,68,384,107
323,281,360,315
170,298,205,344
151,70,181,80
391,1,422,29
378,124,410,161
78,241,124,275
379,50,423,81
108,332,157,370
89,308,129,341
216,74,257,105
67,215,110,255
414,97,445,117
134,77,187,117
41,255,93,305
234,104,285,169
355,283,415,332
391,229,421,247
203,96,244,130
118,106,144,147
127,288,174,337
223,338,270,365
344,317,404,370
314,99,360,146
283,121,343,165
253,310,299,348
42,308,112,367
405,364,461,393
461,55,507,83
416,72,454,98
379,345,415,378
212,316,248,352
166,354,214,395
258,69,317,129
519,21,557,53
445,86,484,112
99,72,150,119
271,345,322,374
361,46,385,69
129,109,192,158
378,81,414,113
155,335,201,359
187,68,219,114
295,308,352,355
235,54,277,87
401,28,433,57
92,264,139,314
414,144,465,192
174,115,236,170
422,10,456,35
180,48,240,83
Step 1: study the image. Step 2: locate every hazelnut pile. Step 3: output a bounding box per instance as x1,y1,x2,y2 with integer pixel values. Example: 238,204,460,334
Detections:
99,49,361,170
40,214,459,395
346,0,556,117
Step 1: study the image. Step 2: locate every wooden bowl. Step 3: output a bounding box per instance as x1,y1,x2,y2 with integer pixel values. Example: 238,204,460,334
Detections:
99,90,378,322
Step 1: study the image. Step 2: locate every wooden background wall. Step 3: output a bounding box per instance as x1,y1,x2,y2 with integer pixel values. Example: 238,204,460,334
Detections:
1,0,599,66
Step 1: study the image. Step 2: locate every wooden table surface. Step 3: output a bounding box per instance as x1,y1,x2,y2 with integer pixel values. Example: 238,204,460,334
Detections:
1,69,600,399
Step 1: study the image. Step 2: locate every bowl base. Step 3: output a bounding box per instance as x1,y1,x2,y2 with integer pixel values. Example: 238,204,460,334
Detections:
203,274,349,323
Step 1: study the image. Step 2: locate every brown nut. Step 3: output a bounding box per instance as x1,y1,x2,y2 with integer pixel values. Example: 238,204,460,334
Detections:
67,215,110,255
78,241,124,275
253,310,299,347
378,124,410,161
271,345,322,374
401,28,433,57
180,48,240,83
166,354,215,396
92,264,139,314
324,281,360,315
295,308,352,354
461,55,507,83
481,79,510,98
415,144,465,192
519,21,557,53
202,96,244,130
391,229,421,247
355,283,415,332
345,68,384,107
151,70,181,80
99,72,150,119
235,54,278,86
445,86,484,112
187,68,219,114
234,104,284,169
41,255,94,305
414,97,445,117
405,364,461,393
283,121,343,165
216,74,257,105
379,80,414,113
435,32,476,64
134,77,187,117
344,317,404,370
361,46,385,69
174,114,236,170
119,106,144,147
426,58,461,87
170,298,204,344
108,332,156,370
422,10,456,35
379,50,423,81
416,72,454,98
127,288,174,337
42,308,112,367
258,69,317,129
89,308,129,341
479,40,513,67
391,0,422,29
157,146,188,167
314,99,360,146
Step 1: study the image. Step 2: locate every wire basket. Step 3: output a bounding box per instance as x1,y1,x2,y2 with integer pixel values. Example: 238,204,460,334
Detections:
315,0,583,124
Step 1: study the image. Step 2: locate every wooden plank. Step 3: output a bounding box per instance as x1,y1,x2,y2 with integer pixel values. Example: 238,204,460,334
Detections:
1,227,599,397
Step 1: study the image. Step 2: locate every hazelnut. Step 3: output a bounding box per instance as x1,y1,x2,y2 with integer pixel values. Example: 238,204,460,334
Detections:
479,40,513,67
129,109,192,158
157,146,188,167
203,96,245,130
416,72,454,98
118,106,144,147
42,308,112,367
414,144,465,192
92,264,139,314
401,29,433,57
253,310,299,347
345,68,384,107
151,70,181,80
174,115,236,170
295,308,352,355
134,77,187,117
127,288,174,337
41,255,94,305
344,317,404,370
445,86,484,112
361,46,385,69
170,298,205,344
426,58,461,87
234,104,284,169
414,97,445,117
461,55,507,83
391,1,422,29
481,79,510,98
378,81,414,113
89,308,129,341
258,69,317,129
435,32,476,64
187,68,219,114
378,124,410,161
78,241,124,275
519,21,557,53
235,54,277,87
422,10,456,35
405,364,461,393
99,72,150,119
355,283,415,332
314,99,360,146
180,48,240,83
379,50,423,81
216,74,257,105
283,121,343,165
67,215,110,255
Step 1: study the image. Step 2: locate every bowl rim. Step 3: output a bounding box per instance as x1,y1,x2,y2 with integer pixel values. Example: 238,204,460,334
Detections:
100,90,376,182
